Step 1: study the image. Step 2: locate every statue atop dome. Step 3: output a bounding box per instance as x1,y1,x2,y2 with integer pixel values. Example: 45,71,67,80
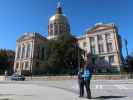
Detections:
56,0,63,14
57,0,61,8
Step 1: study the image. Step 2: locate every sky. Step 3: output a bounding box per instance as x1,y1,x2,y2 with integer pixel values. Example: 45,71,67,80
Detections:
0,0,132,57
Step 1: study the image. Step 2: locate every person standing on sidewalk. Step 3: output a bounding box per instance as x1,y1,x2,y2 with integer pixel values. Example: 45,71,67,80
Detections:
4,70,8,80
78,67,84,97
83,60,93,99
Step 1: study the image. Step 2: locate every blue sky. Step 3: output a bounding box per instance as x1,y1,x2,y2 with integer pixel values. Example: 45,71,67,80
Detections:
0,0,132,56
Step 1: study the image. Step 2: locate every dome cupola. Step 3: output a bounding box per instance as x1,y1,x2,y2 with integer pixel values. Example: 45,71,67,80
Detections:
48,0,70,39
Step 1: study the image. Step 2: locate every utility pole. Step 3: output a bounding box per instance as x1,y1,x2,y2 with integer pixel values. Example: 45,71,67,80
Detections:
124,39,128,57
78,45,80,72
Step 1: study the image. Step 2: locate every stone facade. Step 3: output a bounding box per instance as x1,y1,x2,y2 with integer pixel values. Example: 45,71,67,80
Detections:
78,23,123,73
14,32,47,75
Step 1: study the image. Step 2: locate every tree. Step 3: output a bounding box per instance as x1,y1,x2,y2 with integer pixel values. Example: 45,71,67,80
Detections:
126,56,133,71
122,54,133,78
42,33,84,75
0,49,15,74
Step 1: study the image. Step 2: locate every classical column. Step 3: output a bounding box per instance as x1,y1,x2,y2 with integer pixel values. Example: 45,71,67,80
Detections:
30,41,34,73
103,34,107,53
20,44,23,59
86,35,90,54
14,62,16,72
29,61,32,71
18,61,21,73
15,45,18,60
23,62,25,70
25,44,28,58
30,43,33,58
95,36,99,54
14,43,20,72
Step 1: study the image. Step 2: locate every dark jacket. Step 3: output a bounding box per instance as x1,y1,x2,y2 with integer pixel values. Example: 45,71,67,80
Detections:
78,68,84,80
83,65,93,81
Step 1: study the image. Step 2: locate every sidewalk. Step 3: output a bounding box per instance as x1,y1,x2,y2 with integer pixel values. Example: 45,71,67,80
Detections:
0,83,89,100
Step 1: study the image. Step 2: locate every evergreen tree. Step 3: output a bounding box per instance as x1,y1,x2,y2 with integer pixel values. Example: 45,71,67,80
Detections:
42,33,84,75
0,49,15,74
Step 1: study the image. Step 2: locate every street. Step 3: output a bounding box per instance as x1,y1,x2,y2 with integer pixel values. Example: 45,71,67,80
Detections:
0,79,133,100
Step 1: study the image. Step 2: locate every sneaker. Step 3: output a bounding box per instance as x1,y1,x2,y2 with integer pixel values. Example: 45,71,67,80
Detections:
87,96,91,99
79,96,83,98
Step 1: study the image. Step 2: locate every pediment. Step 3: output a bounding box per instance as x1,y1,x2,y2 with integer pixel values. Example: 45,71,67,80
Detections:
87,25,113,33
17,35,33,42
17,33,47,42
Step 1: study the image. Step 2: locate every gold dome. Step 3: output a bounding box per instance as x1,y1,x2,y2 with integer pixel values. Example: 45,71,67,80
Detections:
49,1,69,24
49,14,69,24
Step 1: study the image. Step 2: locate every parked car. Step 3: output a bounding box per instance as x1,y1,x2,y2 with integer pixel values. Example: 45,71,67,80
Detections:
11,73,25,81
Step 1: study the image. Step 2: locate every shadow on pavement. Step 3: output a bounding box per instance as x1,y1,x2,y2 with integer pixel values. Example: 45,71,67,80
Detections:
94,96,126,99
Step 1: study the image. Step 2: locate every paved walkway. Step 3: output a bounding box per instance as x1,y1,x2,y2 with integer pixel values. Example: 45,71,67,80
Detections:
0,83,89,100
0,77,133,100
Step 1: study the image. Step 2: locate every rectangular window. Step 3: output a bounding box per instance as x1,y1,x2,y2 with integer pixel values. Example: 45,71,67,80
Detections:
109,55,114,64
90,45,95,54
41,48,45,60
105,33,111,39
25,62,28,70
98,44,104,53
107,43,113,53
37,47,40,59
99,56,105,65
90,37,95,45
97,35,103,41
99,56,105,61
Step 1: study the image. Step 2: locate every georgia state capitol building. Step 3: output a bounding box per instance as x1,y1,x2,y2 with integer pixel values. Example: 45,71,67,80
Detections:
14,1,123,74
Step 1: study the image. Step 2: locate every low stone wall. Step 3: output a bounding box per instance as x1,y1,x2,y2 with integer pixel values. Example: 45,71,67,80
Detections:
26,76,77,80
92,75,122,80
0,74,131,81
26,74,130,80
